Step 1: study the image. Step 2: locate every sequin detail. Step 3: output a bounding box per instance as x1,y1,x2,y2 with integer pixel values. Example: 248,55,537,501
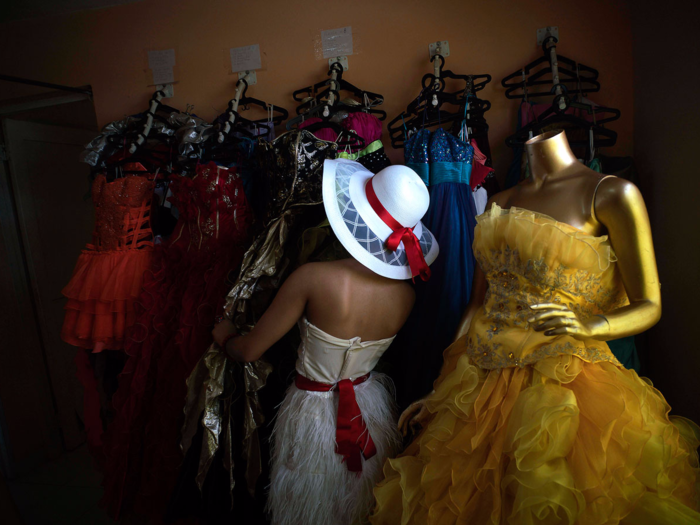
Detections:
465,334,622,369
464,204,629,370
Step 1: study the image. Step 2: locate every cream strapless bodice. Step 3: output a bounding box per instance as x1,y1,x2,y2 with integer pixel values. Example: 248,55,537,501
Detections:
295,317,396,384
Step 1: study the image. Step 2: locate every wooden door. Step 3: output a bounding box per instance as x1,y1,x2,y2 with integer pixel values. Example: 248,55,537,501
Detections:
0,119,96,475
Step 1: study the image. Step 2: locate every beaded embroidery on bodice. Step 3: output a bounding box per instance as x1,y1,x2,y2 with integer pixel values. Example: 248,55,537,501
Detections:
465,204,629,369
91,166,154,252
167,162,251,251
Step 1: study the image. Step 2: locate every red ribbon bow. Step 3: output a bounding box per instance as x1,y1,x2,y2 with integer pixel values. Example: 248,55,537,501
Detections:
295,373,376,473
365,178,431,282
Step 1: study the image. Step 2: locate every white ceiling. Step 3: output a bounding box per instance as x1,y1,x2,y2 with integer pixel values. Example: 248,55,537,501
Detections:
1,0,142,24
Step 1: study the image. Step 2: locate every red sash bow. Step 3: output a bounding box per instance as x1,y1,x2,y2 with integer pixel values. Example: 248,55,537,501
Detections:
365,178,431,282
295,373,376,473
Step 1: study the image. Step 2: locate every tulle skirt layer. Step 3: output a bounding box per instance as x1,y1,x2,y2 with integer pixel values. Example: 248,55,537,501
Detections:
62,248,153,352
269,373,401,525
371,354,700,525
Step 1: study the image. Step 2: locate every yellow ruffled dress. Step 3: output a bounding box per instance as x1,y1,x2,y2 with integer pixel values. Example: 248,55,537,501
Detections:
371,204,700,525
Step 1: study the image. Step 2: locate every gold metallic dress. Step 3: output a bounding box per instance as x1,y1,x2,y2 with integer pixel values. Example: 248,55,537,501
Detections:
179,130,338,510
371,204,700,525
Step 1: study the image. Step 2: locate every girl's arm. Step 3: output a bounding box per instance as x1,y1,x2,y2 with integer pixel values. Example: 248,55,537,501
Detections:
212,264,313,362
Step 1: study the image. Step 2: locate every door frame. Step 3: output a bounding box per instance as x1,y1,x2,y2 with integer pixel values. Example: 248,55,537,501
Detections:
0,94,97,476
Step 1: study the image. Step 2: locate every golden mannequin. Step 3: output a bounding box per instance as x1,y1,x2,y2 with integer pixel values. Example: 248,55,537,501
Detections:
401,129,662,434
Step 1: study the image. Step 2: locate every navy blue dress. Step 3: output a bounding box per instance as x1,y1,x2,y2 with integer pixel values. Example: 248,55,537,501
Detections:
389,129,478,409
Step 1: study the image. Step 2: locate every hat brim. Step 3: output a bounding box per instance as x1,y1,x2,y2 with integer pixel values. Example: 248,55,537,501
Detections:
323,159,439,280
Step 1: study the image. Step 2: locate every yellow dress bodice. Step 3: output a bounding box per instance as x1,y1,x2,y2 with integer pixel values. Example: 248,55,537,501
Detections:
465,203,629,369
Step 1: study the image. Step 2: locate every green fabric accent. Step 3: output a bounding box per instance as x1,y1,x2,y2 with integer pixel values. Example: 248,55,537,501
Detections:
337,139,384,161
588,157,603,173
406,162,430,186
297,219,349,265
429,161,472,186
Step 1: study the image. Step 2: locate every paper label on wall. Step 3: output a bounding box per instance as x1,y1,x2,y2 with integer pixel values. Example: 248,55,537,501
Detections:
230,44,262,72
321,26,353,58
148,49,176,69
151,66,174,85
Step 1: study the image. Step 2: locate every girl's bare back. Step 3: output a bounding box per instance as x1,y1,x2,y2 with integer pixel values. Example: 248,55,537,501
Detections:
304,258,415,341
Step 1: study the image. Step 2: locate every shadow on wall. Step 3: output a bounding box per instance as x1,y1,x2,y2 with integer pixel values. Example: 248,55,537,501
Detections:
632,0,700,422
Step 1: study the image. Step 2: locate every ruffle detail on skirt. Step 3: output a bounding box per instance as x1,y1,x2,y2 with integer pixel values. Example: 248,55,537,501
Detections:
371,354,700,525
269,373,401,525
62,248,153,351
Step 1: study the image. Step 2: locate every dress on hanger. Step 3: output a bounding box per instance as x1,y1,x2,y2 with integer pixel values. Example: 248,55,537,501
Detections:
267,317,401,525
371,204,700,525
100,162,252,521
473,186,488,214
172,130,339,524
61,165,156,454
61,165,155,352
390,128,478,409
300,112,392,172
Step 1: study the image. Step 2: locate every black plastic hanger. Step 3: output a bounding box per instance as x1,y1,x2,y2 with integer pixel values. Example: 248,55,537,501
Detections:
290,62,385,128
502,38,600,99
237,79,289,125
505,113,617,149
388,103,489,149
421,55,492,94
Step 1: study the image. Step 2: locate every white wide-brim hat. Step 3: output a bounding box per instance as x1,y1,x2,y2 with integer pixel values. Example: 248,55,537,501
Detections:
323,159,439,280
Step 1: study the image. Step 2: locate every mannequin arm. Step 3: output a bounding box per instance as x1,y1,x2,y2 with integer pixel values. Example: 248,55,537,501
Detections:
592,178,661,336
531,179,662,340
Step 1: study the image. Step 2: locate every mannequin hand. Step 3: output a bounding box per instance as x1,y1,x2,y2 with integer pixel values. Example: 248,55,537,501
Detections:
528,303,609,340
212,319,237,350
398,396,432,437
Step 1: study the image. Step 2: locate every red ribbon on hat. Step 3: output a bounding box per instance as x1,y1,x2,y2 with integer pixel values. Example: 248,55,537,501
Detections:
365,178,431,282
295,373,376,473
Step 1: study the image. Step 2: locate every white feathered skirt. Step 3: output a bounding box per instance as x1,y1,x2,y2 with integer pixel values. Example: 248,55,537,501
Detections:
267,373,401,525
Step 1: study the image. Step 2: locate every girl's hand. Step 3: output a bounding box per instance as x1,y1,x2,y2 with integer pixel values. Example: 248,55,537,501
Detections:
528,303,609,340
212,319,237,350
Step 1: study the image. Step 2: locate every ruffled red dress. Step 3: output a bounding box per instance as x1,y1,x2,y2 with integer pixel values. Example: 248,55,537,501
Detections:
100,162,252,522
61,166,156,454
62,166,155,352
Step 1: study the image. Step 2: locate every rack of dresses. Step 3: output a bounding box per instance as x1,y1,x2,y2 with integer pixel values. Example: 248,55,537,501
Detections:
173,129,340,524
60,81,292,523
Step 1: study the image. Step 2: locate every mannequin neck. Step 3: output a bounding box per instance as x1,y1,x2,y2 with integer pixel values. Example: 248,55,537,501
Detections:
525,131,579,183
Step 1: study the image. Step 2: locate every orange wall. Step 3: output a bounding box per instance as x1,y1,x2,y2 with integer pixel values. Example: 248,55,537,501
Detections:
0,0,633,178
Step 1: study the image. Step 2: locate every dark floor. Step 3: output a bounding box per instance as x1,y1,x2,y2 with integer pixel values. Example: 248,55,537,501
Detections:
6,445,116,525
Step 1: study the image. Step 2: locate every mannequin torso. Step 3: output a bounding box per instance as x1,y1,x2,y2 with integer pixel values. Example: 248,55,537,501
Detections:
451,129,661,346
493,130,611,236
